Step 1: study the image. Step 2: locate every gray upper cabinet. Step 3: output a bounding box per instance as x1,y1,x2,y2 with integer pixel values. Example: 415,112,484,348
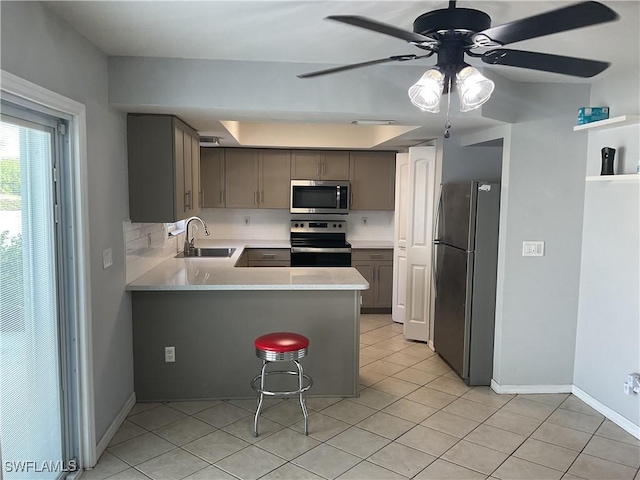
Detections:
127,114,200,222
349,151,396,211
224,149,291,209
291,150,350,180
200,148,225,208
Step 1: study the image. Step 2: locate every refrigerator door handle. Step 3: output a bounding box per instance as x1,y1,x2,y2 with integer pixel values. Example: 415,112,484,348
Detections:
433,185,443,244
432,243,439,297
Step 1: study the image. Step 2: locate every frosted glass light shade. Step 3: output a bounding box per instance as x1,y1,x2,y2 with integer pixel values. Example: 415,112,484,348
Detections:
408,68,445,113
456,66,495,112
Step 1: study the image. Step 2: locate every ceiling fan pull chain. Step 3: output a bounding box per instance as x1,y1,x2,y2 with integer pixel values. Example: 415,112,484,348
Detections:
444,77,452,139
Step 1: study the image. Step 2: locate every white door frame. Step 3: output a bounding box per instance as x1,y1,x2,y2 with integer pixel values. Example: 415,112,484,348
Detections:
1,70,96,468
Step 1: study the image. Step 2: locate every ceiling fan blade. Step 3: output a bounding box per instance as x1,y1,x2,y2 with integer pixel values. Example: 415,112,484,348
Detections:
298,54,428,79
476,1,618,46
482,49,610,78
327,15,435,45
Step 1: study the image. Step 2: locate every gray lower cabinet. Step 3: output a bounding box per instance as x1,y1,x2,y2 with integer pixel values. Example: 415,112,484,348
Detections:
352,249,393,311
247,248,290,267
127,113,200,222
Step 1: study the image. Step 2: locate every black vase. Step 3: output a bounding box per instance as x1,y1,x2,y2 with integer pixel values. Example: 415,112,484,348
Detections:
601,147,615,175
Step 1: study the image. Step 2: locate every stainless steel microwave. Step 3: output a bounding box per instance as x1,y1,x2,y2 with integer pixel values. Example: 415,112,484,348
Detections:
290,180,350,214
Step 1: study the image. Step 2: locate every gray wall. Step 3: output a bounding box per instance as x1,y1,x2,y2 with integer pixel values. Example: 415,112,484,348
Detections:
442,137,503,183
492,83,590,386
573,68,640,426
1,2,133,443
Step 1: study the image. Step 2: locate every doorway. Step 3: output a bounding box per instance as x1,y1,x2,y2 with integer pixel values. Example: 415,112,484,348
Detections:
0,102,79,479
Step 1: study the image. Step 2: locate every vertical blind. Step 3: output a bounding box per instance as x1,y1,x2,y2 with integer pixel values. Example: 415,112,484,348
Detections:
0,119,64,479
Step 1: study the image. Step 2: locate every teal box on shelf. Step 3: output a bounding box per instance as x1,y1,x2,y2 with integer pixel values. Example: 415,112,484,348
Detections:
577,107,609,125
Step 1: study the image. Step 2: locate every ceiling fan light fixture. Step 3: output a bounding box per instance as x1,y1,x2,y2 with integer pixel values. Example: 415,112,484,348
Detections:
455,66,495,112
408,68,445,113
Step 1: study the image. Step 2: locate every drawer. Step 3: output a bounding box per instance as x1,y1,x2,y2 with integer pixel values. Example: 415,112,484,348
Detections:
246,248,291,261
352,249,393,262
247,260,290,267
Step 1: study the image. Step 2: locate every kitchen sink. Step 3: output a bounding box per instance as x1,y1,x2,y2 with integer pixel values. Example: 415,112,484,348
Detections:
176,247,236,258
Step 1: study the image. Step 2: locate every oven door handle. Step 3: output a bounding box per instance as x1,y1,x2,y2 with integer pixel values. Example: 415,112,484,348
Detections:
291,247,352,253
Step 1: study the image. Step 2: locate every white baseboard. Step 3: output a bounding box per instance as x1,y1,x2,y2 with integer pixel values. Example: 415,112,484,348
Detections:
94,392,136,464
491,379,573,395
572,386,640,440
428,340,435,352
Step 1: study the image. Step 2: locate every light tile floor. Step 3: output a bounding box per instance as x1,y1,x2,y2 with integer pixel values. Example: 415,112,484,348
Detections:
87,314,640,480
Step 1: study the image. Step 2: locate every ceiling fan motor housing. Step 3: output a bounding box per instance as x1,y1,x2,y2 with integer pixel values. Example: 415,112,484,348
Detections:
413,8,491,37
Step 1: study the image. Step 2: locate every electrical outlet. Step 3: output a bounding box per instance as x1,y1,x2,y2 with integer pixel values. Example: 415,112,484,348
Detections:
244,216,250,226
362,217,368,226
522,241,544,257
102,247,113,269
165,346,175,363
624,372,640,395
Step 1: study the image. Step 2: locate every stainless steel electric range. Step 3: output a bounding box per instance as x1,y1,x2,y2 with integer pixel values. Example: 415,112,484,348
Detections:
290,220,351,267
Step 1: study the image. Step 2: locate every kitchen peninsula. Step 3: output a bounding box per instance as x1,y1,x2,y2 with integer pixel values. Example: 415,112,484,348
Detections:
126,240,368,401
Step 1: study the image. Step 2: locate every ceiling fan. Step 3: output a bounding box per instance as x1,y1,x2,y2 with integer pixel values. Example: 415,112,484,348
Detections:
298,1,619,114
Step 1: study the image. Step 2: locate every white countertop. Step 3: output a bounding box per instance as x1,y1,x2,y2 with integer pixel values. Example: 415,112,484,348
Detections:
349,240,394,249
126,239,369,291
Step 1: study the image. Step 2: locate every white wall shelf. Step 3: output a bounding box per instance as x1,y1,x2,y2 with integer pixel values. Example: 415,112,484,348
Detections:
586,174,640,182
574,115,640,132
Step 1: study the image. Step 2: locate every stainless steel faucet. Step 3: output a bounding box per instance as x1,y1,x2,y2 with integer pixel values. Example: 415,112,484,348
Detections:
183,216,210,256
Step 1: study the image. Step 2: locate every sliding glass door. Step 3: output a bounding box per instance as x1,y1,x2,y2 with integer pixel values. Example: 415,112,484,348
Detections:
0,106,75,479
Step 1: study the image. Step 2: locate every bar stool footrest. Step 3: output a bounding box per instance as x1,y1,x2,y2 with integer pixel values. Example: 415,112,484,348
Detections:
251,370,313,397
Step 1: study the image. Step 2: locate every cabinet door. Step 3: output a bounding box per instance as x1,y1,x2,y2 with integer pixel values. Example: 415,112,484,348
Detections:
183,127,194,214
174,124,187,218
353,261,374,308
201,148,225,208
259,150,291,209
291,151,322,179
321,151,350,180
375,262,394,308
349,151,396,210
191,133,201,213
225,149,259,208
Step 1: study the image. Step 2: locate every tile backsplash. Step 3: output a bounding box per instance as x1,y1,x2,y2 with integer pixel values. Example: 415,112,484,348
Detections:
124,209,394,282
124,221,183,283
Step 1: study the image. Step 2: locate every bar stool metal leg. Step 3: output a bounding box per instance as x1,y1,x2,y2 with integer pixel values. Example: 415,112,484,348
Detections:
253,360,268,437
294,360,309,435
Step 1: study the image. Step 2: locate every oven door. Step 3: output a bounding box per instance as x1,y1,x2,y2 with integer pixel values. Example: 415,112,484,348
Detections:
290,247,352,267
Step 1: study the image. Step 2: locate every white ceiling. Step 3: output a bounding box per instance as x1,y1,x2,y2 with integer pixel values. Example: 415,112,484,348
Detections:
44,1,640,146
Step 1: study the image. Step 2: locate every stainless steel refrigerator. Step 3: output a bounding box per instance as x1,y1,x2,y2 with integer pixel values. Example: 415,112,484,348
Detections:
433,181,500,386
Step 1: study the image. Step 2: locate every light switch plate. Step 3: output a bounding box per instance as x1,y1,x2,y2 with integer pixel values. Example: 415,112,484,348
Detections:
102,247,113,269
522,241,544,257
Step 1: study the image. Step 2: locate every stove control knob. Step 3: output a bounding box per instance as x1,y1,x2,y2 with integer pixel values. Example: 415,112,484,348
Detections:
333,224,337,228
300,223,304,228
338,224,342,228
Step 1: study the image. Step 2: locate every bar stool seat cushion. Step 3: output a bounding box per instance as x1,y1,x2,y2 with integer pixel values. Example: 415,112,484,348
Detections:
255,332,309,353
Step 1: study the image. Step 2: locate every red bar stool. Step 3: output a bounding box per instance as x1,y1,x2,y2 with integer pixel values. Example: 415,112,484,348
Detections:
251,332,313,437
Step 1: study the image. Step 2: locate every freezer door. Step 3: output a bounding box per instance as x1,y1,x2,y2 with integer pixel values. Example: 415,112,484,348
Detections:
436,182,477,251
433,243,473,378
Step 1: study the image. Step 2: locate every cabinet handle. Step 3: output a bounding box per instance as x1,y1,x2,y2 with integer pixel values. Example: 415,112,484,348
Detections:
262,254,275,259
261,190,264,204
321,163,326,175
316,163,320,176
185,190,191,210
370,254,383,259
219,190,223,204
350,191,353,207
199,190,202,207
222,190,225,204
254,191,257,204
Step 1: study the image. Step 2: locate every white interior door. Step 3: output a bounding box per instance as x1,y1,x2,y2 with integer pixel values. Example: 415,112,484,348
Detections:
392,153,409,323
404,147,437,342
